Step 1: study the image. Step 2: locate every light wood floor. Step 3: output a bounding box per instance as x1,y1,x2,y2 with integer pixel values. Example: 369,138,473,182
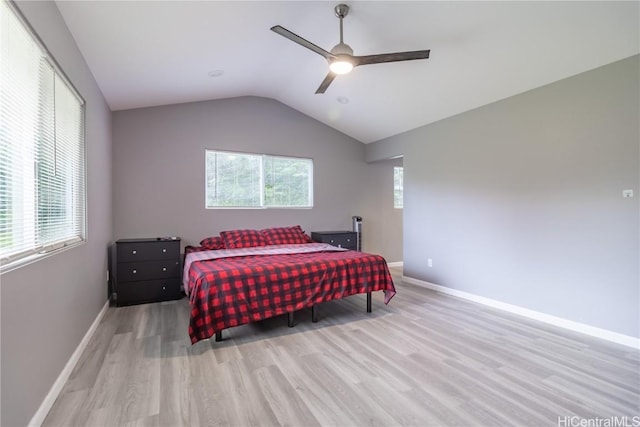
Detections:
44,269,640,426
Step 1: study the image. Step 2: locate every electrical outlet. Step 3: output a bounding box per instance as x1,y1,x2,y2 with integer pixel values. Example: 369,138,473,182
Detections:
623,189,634,198
427,258,433,268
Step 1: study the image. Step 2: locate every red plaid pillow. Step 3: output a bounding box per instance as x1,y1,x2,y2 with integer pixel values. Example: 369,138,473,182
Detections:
220,229,268,249
261,225,311,245
199,236,225,250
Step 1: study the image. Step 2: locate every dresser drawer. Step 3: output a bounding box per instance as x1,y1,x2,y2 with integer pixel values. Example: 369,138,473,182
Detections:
311,231,357,250
117,279,181,306
117,240,180,262
117,259,180,282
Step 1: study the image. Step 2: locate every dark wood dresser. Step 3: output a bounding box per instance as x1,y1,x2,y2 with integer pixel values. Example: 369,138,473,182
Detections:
112,238,182,306
311,231,358,250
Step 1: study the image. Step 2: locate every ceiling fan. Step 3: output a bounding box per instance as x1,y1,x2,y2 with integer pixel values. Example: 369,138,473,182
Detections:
271,4,430,94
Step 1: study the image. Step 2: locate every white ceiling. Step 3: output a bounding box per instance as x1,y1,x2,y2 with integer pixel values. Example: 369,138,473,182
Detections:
54,1,639,143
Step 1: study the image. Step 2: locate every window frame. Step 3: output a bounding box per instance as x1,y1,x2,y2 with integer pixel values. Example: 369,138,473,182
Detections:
0,0,87,273
205,149,313,209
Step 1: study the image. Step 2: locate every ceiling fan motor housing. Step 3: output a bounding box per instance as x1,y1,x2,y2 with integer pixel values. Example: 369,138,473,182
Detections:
330,42,353,56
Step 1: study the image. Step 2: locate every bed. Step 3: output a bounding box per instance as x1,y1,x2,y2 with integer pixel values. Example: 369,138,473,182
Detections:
183,226,396,344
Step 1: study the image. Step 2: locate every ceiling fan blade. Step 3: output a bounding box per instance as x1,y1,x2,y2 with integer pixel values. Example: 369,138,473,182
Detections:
315,73,337,94
271,25,334,60
354,50,430,67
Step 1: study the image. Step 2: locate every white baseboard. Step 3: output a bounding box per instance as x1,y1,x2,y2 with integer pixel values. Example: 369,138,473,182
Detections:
29,301,110,427
402,275,640,349
387,261,404,268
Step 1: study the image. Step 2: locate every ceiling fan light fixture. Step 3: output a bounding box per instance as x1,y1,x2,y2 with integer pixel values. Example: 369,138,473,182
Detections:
329,56,353,74
329,41,354,74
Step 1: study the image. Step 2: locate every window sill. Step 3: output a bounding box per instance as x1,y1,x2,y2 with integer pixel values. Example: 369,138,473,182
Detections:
0,240,86,275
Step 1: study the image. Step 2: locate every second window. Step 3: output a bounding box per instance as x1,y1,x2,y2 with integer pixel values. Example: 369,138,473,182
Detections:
205,150,313,208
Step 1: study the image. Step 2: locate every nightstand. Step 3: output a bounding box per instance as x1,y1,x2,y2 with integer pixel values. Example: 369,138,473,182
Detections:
112,238,182,306
311,231,358,251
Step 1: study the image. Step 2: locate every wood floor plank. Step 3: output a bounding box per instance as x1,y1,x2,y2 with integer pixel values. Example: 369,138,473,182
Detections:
84,332,137,417
358,378,455,426
215,358,281,426
43,276,640,427
494,364,604,419
185,339,229,427
252,364,321,426
543,374,640,417
62,307,120,393
119,335,161,424
266,342,367,426
158,340,190,427
39,388,91,427
298,351,399,426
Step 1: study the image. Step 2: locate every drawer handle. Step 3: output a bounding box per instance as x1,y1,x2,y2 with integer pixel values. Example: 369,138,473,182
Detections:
162,267,167,272
330,239,334,243
132,250,137,255
132,269,137,274
162,286,166,290
162,248,167,253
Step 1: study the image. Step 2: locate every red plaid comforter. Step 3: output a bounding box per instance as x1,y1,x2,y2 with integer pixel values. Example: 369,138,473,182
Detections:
185,245,396,344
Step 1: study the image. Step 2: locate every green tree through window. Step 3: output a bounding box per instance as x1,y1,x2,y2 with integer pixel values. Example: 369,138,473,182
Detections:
205,150,313,208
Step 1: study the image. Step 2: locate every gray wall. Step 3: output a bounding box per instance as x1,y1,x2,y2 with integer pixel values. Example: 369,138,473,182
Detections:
0,1,113,426
112,96,402,261
368,55,639,338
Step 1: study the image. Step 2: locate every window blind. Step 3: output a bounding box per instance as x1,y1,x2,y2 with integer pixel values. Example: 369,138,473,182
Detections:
0,0,86,269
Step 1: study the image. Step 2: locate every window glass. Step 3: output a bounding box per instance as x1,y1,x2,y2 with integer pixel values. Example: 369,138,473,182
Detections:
206,151,262,207
205,150,313,209
394,166,403,209
264,155,313,208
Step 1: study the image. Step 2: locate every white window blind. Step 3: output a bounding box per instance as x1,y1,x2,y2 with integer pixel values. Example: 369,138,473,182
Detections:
0,0,86,269
205,150,313,208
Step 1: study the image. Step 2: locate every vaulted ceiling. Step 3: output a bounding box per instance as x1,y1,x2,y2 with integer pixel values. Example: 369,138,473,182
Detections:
55,1,639,143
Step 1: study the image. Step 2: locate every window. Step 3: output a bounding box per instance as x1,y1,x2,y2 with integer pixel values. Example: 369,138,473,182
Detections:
205,150,313,208
394,166,403,209
0,0,86,270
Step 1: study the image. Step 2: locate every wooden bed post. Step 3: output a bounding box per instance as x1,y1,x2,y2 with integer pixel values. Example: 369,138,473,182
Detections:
366,292,372,313
215,331,222,342
311,305,318,322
